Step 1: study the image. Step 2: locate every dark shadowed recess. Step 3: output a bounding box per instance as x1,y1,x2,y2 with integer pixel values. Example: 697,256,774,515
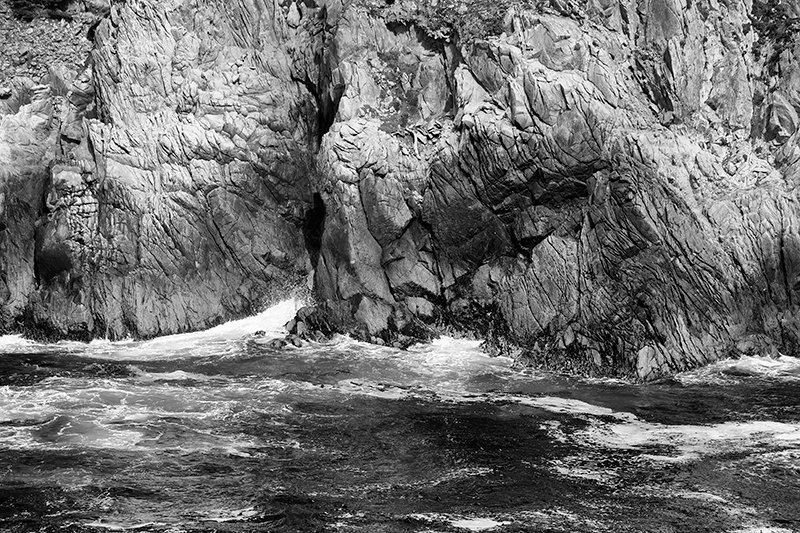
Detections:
8,0,72,20
303,192,326,267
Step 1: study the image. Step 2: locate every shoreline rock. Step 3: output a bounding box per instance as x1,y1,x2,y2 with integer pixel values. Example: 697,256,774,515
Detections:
2,0,800,380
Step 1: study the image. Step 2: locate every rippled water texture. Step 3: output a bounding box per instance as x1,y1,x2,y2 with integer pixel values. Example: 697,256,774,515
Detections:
1,300,799,532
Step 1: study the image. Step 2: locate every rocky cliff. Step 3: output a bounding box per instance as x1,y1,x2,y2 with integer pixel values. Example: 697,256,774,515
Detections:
1,0,799,379
2,0,318,339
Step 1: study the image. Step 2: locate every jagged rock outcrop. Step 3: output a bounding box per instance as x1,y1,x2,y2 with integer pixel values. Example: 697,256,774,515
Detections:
0,82,55,326
2,0,800,379
1,0,318,338
293,0,800,379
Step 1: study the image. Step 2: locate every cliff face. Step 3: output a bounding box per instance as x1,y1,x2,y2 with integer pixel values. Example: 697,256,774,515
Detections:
300,0,800,379
1,0,800,379
2,0,318,338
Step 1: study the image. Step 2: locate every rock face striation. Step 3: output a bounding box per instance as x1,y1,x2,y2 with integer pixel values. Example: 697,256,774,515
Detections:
2,0,318,338
2,0,800,379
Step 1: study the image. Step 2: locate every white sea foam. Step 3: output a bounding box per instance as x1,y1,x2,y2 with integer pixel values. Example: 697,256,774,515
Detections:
449,518,513,531
83,520,168,531
0,299,301,361
730,524,796,533
0,408,265,453
678,354,800,384
572,417,800,462
408,514,511,531
407,336,513,372
636,487,729,503
132,370,216,382
199,507,261,522
330,376,638,421
0,375,287,451
511,395,634,419
552,464,610,481
313,334,538,400
73,298,303,361
432,467,495,485
143,298,301,344
0,334,60,355
0,334,35,349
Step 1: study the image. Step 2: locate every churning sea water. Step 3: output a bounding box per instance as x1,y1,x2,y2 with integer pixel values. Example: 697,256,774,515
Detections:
0,300,798,532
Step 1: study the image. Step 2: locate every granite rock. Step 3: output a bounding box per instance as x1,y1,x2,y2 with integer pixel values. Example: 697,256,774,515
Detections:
299,0,800,379
2,0,800,379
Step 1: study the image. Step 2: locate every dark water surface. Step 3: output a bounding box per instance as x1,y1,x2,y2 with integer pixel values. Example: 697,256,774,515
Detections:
1,301,799,532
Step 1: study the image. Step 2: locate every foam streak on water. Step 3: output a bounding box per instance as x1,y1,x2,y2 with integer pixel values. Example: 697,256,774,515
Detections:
678,354,800,384
0,298,302,360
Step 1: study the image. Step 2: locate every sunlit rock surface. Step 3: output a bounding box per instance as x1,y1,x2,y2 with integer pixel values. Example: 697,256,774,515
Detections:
301,0,800,380
2,0,317,339
2,0,800,378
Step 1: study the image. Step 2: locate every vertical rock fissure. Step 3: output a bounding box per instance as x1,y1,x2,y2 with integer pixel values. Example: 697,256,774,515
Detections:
303,192,326,269
778,202,793,308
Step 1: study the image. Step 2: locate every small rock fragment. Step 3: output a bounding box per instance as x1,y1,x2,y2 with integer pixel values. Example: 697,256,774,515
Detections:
286,334,303,347
266,339,287,350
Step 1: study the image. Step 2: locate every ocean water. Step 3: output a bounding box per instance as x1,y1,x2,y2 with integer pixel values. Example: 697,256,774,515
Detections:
0,300,798,532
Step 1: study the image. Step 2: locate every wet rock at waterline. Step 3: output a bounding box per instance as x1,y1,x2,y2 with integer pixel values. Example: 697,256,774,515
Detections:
2,0,800,379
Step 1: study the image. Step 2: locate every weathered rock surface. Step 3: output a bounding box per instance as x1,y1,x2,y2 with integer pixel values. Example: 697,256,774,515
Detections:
1,0,318,338
296,0,800,379
0,82,55,327
2,0,800,379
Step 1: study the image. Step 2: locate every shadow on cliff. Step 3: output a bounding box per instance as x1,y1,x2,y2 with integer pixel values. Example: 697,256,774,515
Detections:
8,0,72,21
